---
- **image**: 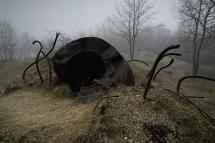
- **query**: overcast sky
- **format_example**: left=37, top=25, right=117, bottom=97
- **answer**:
left=0, top=0, right=179, bottom=38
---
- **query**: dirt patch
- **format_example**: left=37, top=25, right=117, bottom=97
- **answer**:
left=0, top=88, right=99, bottom=143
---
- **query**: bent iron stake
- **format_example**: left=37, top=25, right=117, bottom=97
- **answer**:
left=176, top=75, right=215, bottom=126
left=143, top=45, right=181, bottom=99
left=177, top=75, right=215, bottom=97
left=153, top=58, right=174, bottom=80
left=22, top=33, right=60, bottom=85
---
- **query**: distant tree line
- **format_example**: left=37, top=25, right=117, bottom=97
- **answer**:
left=0, top=0, right=215, bottom=77
left=97, top=0, right=215, bottom=76
left=0, top=20, right=71, bottom=62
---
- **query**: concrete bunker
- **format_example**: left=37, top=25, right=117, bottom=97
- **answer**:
left=52, top=37, right=135, bottom=92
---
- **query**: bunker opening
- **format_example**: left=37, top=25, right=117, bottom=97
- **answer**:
left=61, top=51, right=106, bottom=92
left=52, top=37, right=135, bottom=93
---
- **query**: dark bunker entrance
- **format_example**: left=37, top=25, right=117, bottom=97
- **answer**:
left=53, top=37, right=135, bottom=94
left=65, top=51, right=106, bottom=92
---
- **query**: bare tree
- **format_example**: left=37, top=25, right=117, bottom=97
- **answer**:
left=111, top=0, right=153, bottom=60
left=0, top=21, right=16, bottom=61
left=179, top=0, right=215, bottom=75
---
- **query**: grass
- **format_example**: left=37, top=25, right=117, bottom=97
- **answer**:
left=0, top=56, right=215, bottom=142
left=0, top=87, right=98, bottom=143
left=75, top=86, right=215, bottom=143
left=0, top=61, right=28, bottom=89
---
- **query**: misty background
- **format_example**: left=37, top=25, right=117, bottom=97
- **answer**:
left=0, top=0, right=214, bottom=76
left=0, top=0, right=178, bottom=37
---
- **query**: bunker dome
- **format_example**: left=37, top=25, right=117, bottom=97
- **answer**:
left=52, top=37, right=135, bottom=92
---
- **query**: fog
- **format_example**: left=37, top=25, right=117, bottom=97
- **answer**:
left=1, top=1, right=215, bottom=142
left=0, top=0, right=178, bottom=37
left=0, top=0, right=215, bottom=77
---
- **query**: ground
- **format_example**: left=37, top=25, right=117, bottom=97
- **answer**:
left=0, top=88, right=96, bottom=143
left=0, top=57, right=215, bottom=143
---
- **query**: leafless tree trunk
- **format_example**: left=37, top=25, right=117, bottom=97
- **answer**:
left=196, top=0, right=215, bottom=72
left=179, top=0, right=215, bottom=75
left=111, top=0, right=153, bottom=60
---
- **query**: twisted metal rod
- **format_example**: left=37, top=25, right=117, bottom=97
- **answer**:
left=175, top=75, right=215, bottom=126
left=34, top=41, right=53, bottom=86
left=33, top=40, right=56, bottom=86
left=165, top=88, right=215, bottom=127
left=22, top=33, right=60, bottom=84
left=22, top=43, right=44, bottom=83
left=153, top=58, right=174, bottom=80
left=38, top=50, right=53, bottom=86
left=143, top=45, right=181, bottom=99
left=33, top=41, right=45, bottom=84
left=145, top=53, right=181, bottom=79
left=177, top=75, right=215, bottom=97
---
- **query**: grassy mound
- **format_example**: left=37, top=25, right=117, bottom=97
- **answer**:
left=75, top=86, right=215, bottom=143
left=0, top=60, right=215, bottom=143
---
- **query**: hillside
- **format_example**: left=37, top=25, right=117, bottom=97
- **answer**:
left=0, top=58, right=215, bottom=143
